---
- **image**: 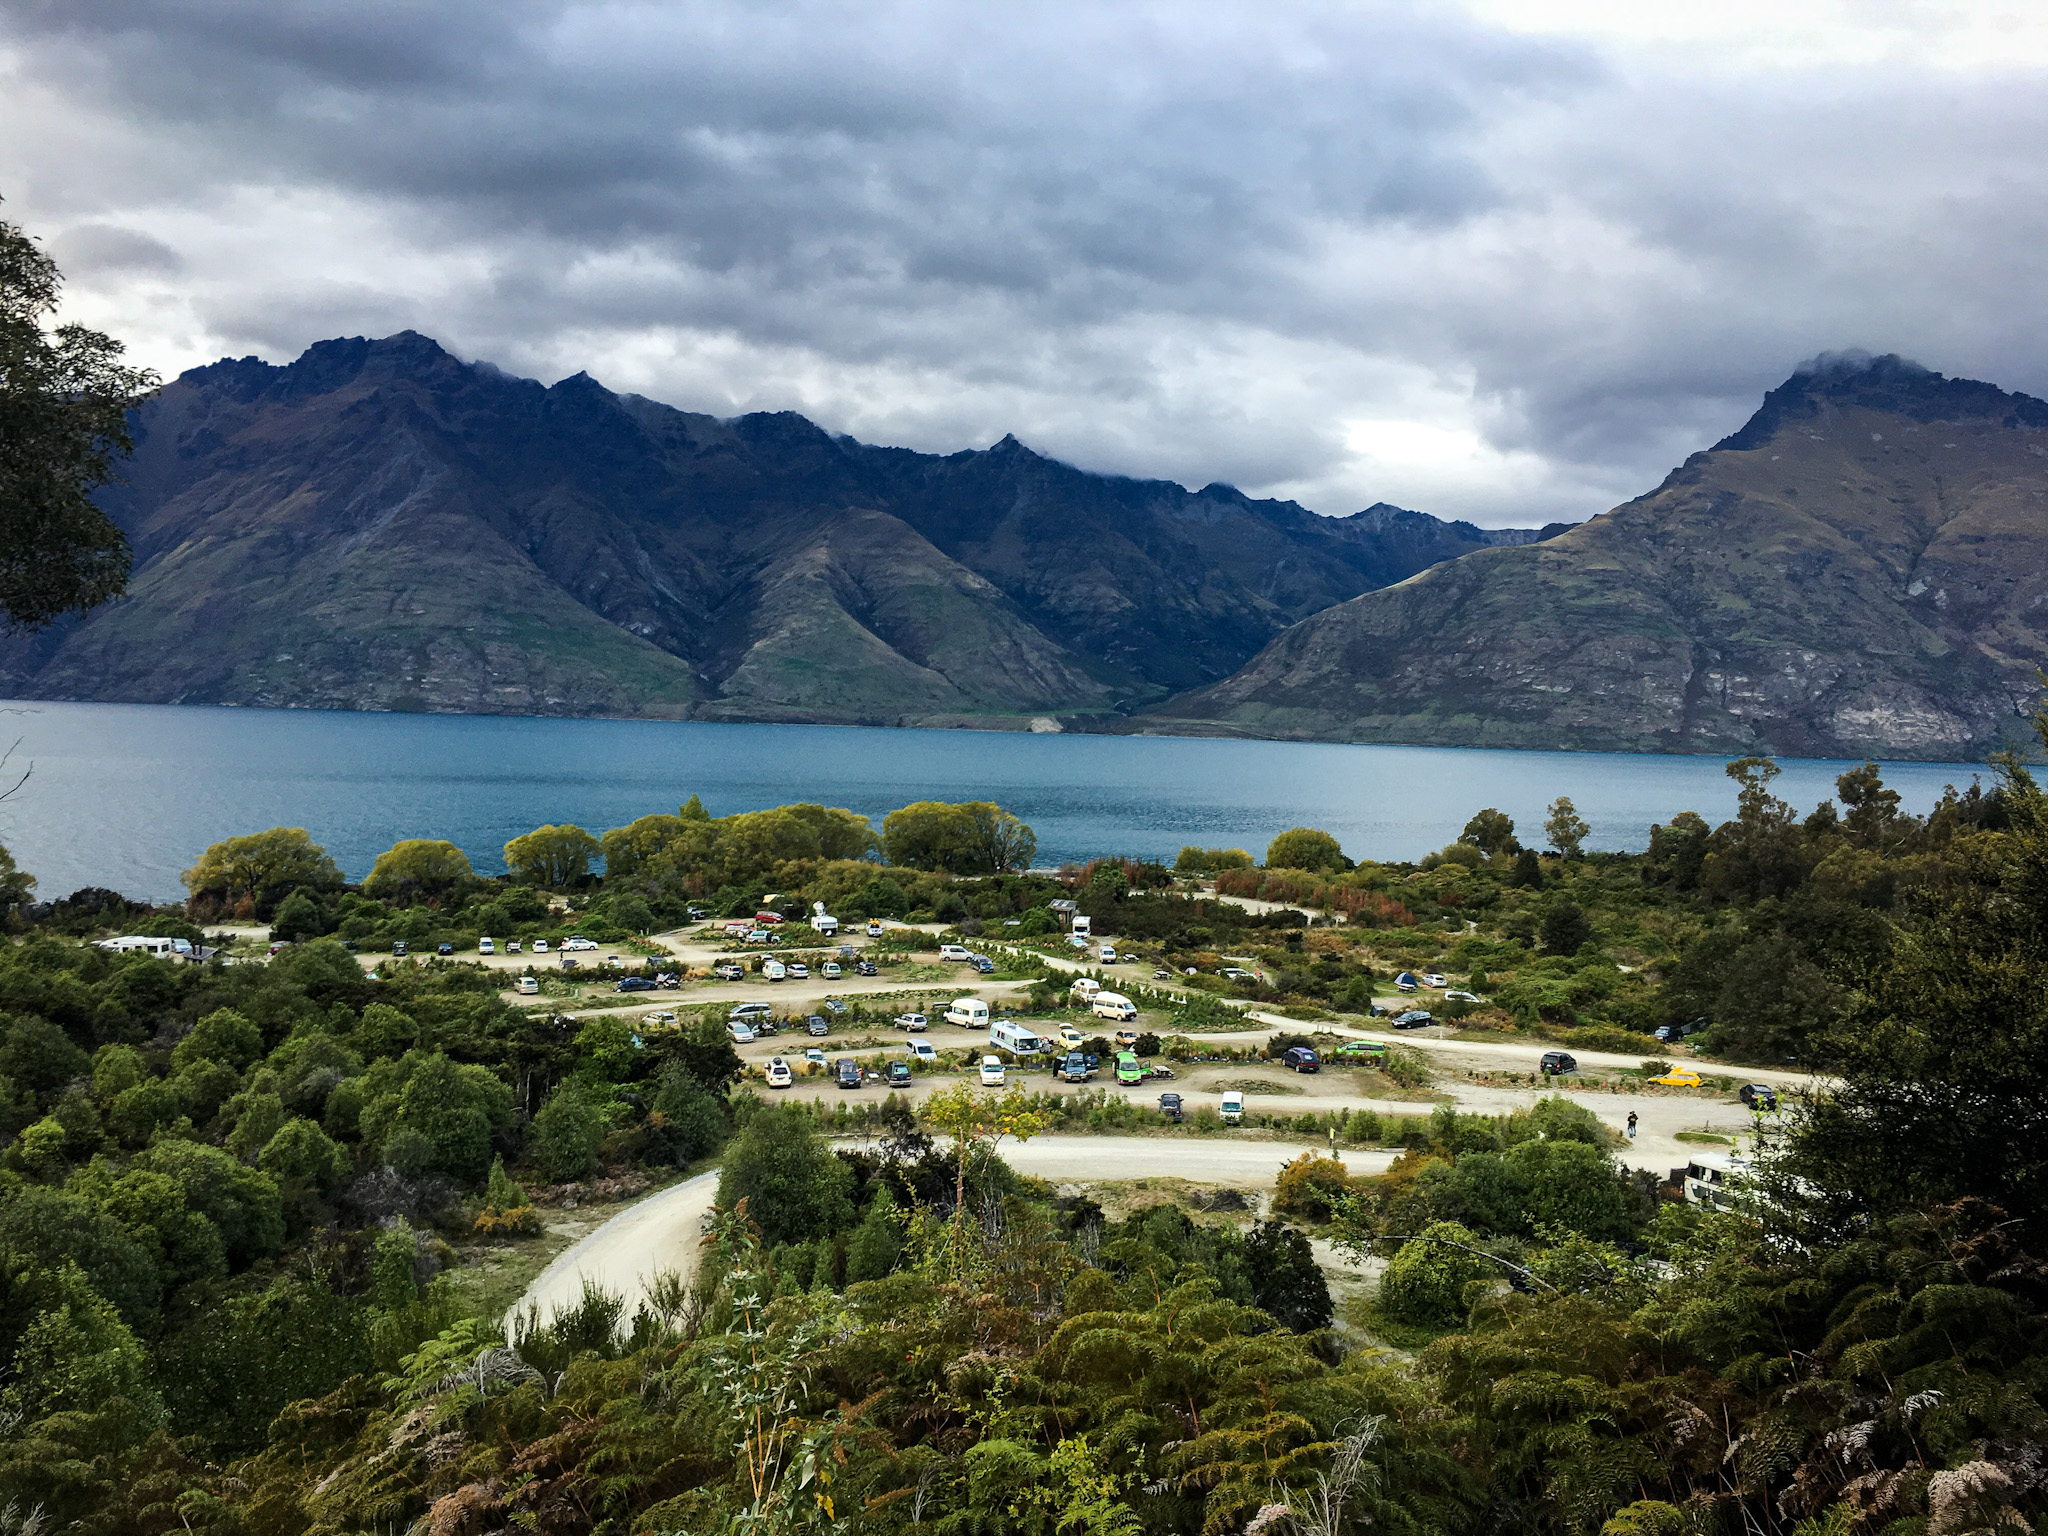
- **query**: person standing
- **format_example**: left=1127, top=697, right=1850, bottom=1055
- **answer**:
left=1626, top=1110, right=1639, bottom=1140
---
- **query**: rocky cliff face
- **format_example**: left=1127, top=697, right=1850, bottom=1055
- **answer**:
left=0, top=332, right=1547, bottom=725
left=1153, top=355, right=2048, bottom=759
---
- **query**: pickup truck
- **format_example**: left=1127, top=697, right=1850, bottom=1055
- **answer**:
left=1056, top=1051, right=1095, bottom=1083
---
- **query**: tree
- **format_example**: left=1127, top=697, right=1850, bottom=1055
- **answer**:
left=181, top=828, right=343, bottom=916
left=1504, top=1138, right=1634, bottom=1240
left=1265, top=826, right=1347, bottom=872
left=0, top=213, right=160, bottom=630
left=648, top=1063, right=728, bottom=1165
left=1544, top=796, right=1589, bottom=858
left=0, top=840, right=35, bottom=910
left=1244, top=1220, right=1334, bottom=1332
left=965, top=802, right=1036, bottom=873
left=502, top=823, right=600, bottom=888
left=1539, top=900, right=1593, bottom=956
left=1377, top=1220, right=1487, bottom=1325
left=716, top=1103, right=854, bottom=1245
left=0, top=1261, right=163, bottom=1427
left=172, top=1008, right=263, bottom=1073
left=269, top=888, right=329, bottom=942
left=361, top=838, right=474, bottom=904
left=1836, top=760, right=1904, bottom=850
left=917, top=1083, right=1052, bottom=1228
left=1460, top=808, right=1519, bottom=857
left=530, top=1082, right=604, bottom=1182
left=1509, top=847, right=1543, bottom=888
left=598, top=815, right=684, bottom=882
left=843, top=1187, right=902, bottom=1283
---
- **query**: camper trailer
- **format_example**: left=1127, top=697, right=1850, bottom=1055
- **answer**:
left=811, top=901, right=838, bottom=936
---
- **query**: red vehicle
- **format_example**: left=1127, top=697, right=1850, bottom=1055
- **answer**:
left=753, top=911, right=785, bottom=925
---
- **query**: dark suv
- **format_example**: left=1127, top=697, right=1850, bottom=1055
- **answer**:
left=1738, top=1083, right=1779, bottom=1111
left=886, top=1060, right=912, bottom=1086
left=835, top=1058, right=861, bottom=1089
left=1281, top=1045, right=1320, bottom=1073
left=1539, top=1050, right=1578, bottom=1075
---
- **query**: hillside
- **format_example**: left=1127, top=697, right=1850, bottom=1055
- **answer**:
left=1155, top=355, right=2048, bottom=759
left=0, top=332, right=1549, bottom=726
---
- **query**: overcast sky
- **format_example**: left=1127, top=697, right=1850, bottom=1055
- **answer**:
left=5, top=1, right=2046, bottom=526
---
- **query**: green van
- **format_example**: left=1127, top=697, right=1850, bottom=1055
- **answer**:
left=1115, top=1051, right=1144, bottom=1086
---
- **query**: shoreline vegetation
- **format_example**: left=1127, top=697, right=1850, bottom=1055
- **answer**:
left=0, top=714, right=2044, bottom=1535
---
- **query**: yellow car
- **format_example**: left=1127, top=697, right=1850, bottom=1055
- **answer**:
left=1057, top=1025, right=1085, bottom=1050
left=1652, top=1067, right=1702, bottom=1088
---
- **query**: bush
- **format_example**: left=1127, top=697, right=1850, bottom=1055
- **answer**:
left=531, top=1083, right=604, bottom=1182
left=1273, top=1152, right=1353, bottom=1221
left=1377, top=1220, right=1488, bottom=1326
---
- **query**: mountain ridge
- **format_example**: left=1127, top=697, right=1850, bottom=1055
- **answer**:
left=1150, top=353, right=2048, bottom=759
left=0, top=331, right=1554, bottom=725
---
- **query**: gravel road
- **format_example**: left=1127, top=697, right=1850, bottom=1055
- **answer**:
left=509, top=1169, right=721, bottom=1334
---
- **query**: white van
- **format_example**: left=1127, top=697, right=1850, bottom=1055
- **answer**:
left=1091, top=991, right=1138, bottom=1023
left=945, top=997, right=989, bottom=1029
left=516, top=975, right=539, bottom=995
left=939, top=944, right=972, bottom=962
left=1069, top=977, right=1101, bottom=1003
left=763, top=959, right=786, bottom=982
left=980, top=1054, right=1006, bottom=1086
left=479, top=937, right=496, bottom=955
left=1220, top=1090, right=1244, bottom=1126
left=989, top=1019, right=1047, bottom=1056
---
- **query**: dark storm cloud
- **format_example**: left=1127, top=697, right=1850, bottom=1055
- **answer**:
left=3, top=1, right=2045, bottom=524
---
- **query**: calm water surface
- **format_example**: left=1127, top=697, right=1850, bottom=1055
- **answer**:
left=0, top=701, right=1996, bottom=901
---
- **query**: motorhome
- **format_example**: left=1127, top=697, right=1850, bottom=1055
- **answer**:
left=944, top=997, right=990, bottom=1029
left=96, top=935, right=189, bottom=959
left=1682, top=1152, right=1753, bottom=1211
left=1071, top=914, right=1092, bottom=938
left=1091, top=991, right=1138, bottom=1023
left=988, top=1019, right=1047, bottom=1057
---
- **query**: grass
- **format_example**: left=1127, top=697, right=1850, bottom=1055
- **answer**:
left=441, top=1187, right=670, bottom=1324
left=1675, top=1130, right=1735, bottom=1146
left=1212, top=1078, right=1306, bottom=1096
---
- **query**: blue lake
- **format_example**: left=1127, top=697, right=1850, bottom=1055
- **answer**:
left=0, top=700, right=1998, bottom=902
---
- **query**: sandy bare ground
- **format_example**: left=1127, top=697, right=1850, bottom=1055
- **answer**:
left=509, top=1169, right=721, bottom=1334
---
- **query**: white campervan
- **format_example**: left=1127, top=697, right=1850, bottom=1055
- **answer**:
left=97, top=935, right=188, bottom=959
left=980, top=1055, right=1006, bottom=1086
left=1091, top=991, right=1138, bottom=1023
left=988, top=1019, right=1047, bottom=1057
left=1220, top=1090, right=1244, bottom=1126
left=1069, top=977, right=1101, bottom=1003
left=944, top=996, right=989, bottom=1029
left=762, top=958, right=786, bottom=982
left=1071, top=915, right=1092, bottom=938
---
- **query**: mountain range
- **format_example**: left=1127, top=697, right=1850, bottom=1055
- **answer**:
left=0, top=332, right=1555, bottom=728
left=1157, top=355, right=2048, bottom=758
left=3, top=336, right=2043, bottom=759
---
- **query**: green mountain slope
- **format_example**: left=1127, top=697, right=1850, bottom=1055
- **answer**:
left=1154, top=356, right=2048, bottom=758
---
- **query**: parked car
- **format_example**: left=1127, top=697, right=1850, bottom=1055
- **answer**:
left=479, top=937, right=496, bottom=955
left=1335, top=1039, right=1386, bottom=1059
left=655, top=972, right=680, bottom=989
left=907, top=1040, right=939, bottom=1063
left=1444, top=989, right=1481, bottom=1003
left=1392, top=1010, right=1434, bottom=1029
left=531, top=939, right=549, bottom=954
left=803, top=1047, right=826, bottom=1066
left=979, top=1055, right=1006, bottom=1087
left=866, top=919, right=884, bottom=936
left=392, top=940, right=409, bottom=956
left=1395, top=971, right=1419, bottom=991
left=886, top=1060, right=912, bottom=1086
left=1157, top=1092, right=1184, bottom=1122
left=1539, top=1050, right=1578, bottom=1075
left=1739, top=1083, right=1779, bottom=1111
left=728, top=1021, right=757, bottom=1043
left=969, top=956, right=996, bottom=974
left=1654, top=1018, right=1710, bottom=1045
left=730, top=1001, right=775, bottom=1022
left=713, top=961, right=745, bottom=981
left=505, top=939, right=521, bottom=953
left=1099, top=944, right=1117, bottom=962
left=835, top=1058, right=862, bottom=1089
left=820, top=960, right=842, bottom=979
left=787, top=963, right=809, bottom=980
left=516, top=976, right=539, bottom=995
left=820, top=998, right=849, bottom=1015
left=1653, top=1067, right=1703, bottom=1088
left=562, top=937, right=599, bottom=952
left=1422, top=972, right=1448, bottom=988
left=940, top=944, right=972, bottom=961
left=762, top=959, right=785, bottom=982
left=1281, top=1045, right=1320, bottom=1073
left=436, top=942, right=454, bottom=956
left=1113, top=1028, right=1139, bottom=1048
left=854, top=959, right=879, bottom=977
left=1220, top=1090, right=1244, bottom=1126
left=615, top=976, right=656, bottom=993
left=895, top=1012, right=928, bottom=1032
left=765, top=1058, right=793, bottom=1089
left=687, top=907, right=709, bottom=921
left=1221, top=966, right=1256, bottom=981
left=1057, top=1024, right=1085, bottom=1050
left=806, top=1015, right=829, bottom=1036
left=1057, top=1051, right=1093, bottom=1082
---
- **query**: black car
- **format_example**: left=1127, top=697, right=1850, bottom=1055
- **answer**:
left=969, top=956, right=995, bottom=974
left=1281, top=1046, right=1320, bottom=1073
left=806, top=1015, right=829, bottom=1036
left=1392, top=1010, right=1434, bottom=1029
left=1157, top=1092, right=1184, bottom=1122
left=834, top=1058, right=861, bottom=1089
left=687, top=907, right=709, bottom=921
left=1739, top=1083, right=1779, bottom=1111
left=1539, top=1050, right=1578, bottom=1075
left=391, top=940, right=408, bottom=956
left=886, top=1060, right=912, bottom=1086
left=436, top=942, right=454, bottom=956
left=616, top=976, right=657, bottom=993
left=854, top=959, right=879, bottom=977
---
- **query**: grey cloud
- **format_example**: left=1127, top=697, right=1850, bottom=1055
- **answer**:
left=3, top=1, right=2046, bottom=527
left=51, top=221, right=182, bottom=274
